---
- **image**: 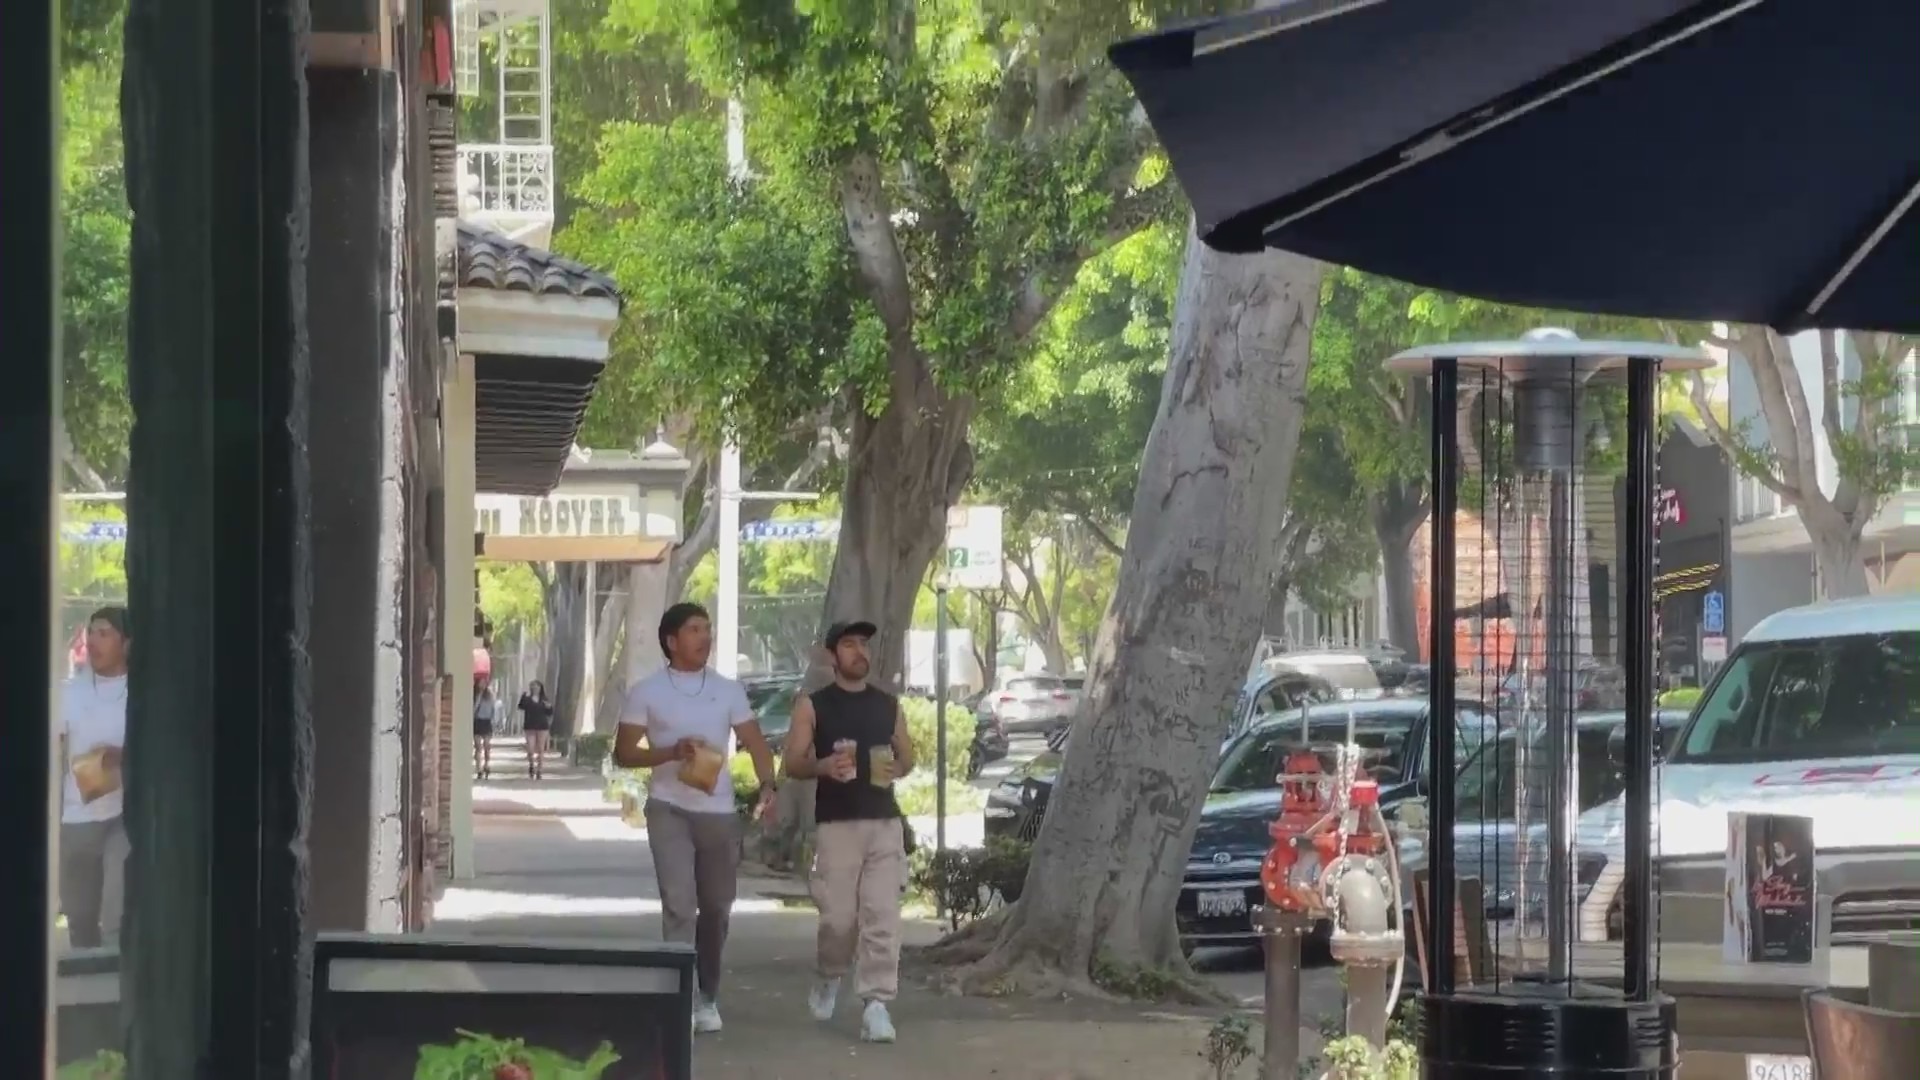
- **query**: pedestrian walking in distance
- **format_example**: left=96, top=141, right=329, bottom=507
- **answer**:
left=60, top=605, right=132, bottom=949
left=472, top=685, right=497, bottom=780
left=613, top=602, right=779, bottom=1035
left=783, top=620, right=914, bottom=1044
left=518, top=680, right=553, bottom=779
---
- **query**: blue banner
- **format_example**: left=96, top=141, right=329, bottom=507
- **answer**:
left=61, top=521, right=129, bottom=543
left=740, top=519, right=839, bottom=543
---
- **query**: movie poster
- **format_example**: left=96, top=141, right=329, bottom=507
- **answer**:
left=1723, top=812, right=1816, bottom=965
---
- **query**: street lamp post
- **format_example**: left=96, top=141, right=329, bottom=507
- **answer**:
left=933, top=573, right=950, bottom=855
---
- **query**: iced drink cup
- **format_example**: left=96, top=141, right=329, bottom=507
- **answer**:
left=869, top=745, right=895, bottom=788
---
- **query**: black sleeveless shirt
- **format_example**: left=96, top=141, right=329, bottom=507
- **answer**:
left=810, top=683, right=903, bottom=823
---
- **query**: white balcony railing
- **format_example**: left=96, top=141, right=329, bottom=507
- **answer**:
left=457, top=144, right=554, bottom=221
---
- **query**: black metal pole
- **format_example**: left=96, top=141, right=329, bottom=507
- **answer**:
left=0, top=0, right=59, bottom=1069
left=1622, top=360, right=1658, bottom=1001
left=935, top=584, right=949, bottom=854
left=1427, top=358, right=1459, bottom=995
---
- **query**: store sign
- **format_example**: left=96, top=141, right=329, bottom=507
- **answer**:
left=477, top=487, right=642, bottom=539
left=1657, top=487, right=1685, bottom=527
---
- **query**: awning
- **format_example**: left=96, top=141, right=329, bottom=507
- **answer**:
left=456, top=224, right=623, bottom=496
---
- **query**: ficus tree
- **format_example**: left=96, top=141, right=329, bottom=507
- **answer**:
left=564, top=0, right=1190, bottom=687
left=1688, top=327, right=1918, bottom=597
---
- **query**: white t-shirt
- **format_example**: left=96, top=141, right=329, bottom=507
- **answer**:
left=621, top=667, right=754, bottom=815
left=60, top=672, right=128, bottom=824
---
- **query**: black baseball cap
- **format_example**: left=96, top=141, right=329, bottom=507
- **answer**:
left=823, top=620, right=877, bottom=648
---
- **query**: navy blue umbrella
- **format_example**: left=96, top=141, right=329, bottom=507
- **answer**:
left=1109, top=0, right=1920, bottom=334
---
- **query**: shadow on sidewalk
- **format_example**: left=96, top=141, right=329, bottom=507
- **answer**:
left=438, top=781, right=1258, bottom=1079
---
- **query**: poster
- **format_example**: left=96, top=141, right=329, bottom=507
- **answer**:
left=1723, top=812, right=1816, bottom=965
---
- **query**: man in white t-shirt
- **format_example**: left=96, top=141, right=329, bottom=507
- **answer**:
left=59, top=605, right=133, bottom=949
left=613, top=601, right=778, bottom=1034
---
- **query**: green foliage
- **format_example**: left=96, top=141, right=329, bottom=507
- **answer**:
left=568, top=731, right=615, bottom=770
left=908, top=836, right=1032, bottom=930
left=1657, top=686, right=1704, bottom=709
left=901, top=695, right=975, bottom=782
left=60, top=11, right=132, bottom=487
left=1203, top=1013, right=1256, bottom=1080
left=1322, top=1036, right=1417, bottom=1080
left=54, top=1050, right=124, bottom=1080
left=561, top=112, right=862, bottom=458
left=1090, top=953, right=1187, bottom=1001
left=479, top=562, right=547, bottom=643
left=971, top=221, right=1183, bottom=525
left=415, top=1030, right=619, bottom=1080
left=60, top=503, right=128, bottom=603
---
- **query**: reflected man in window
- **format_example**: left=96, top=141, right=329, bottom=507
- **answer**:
left=59, top=605, right=131, bottom=949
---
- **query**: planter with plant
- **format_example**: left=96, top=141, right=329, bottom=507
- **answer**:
left=414, top=1030, right=620, bottom=1080
left=55, top=1051, right=124, bottom=1080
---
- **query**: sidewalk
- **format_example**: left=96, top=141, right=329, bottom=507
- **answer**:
left=438, top=745, right=1320, bottom=1079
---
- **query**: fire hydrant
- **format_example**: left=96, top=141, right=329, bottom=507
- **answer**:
left=1254, top=748, right=1330, bottom=1080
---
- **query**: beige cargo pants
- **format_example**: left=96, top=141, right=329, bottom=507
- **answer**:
left=810, top=817, right=906, bottom=1003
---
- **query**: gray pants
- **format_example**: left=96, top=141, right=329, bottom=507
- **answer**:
left=644, top=800, right=740, bottom=1000
left=60, top=817, right=129, bottom=949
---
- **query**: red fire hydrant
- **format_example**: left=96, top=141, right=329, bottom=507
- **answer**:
left=1261, top=749, right=1329, bottom=913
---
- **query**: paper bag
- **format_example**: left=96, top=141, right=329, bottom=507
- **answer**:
left=72, top=749, right=122, bottom=804
left=680, top=743, right=726, bottom=795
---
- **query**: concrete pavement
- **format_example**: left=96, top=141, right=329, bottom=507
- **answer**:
left=439, top=743, right=1341, bottom=1078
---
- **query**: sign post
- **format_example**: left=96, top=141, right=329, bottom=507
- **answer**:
left=1703, top=590, right=1725, bottom=635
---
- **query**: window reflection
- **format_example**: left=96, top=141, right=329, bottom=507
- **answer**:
left=55, top=0, right=132, bottom=1073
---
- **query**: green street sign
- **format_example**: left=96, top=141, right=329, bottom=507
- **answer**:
left=947, top=548, right=970, bottom=569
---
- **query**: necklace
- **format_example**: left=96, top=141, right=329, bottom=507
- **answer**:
left=665, top=667, right=708, bottom=697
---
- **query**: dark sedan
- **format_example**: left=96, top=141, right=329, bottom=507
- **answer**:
left=982, top=729, right=1063, bottom=842
left=1178, top=698, right=1499, bottom=952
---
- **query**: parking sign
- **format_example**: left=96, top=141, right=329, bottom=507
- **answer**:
left=1703, top=590, right=1725, bottom=635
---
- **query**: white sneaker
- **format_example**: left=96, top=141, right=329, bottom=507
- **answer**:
left=860, top=999, right=896, bottom=1043
left=693, top=997, right=724, bottom=1034
left=808, top=977, right=840, bottom=1022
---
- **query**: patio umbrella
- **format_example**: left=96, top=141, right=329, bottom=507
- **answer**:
left=1109, top=0, right=1920, bottom=334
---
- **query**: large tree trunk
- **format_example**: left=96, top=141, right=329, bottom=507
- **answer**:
left=815, top=379, right=972, bottom=686
left=958, top=228, right=1323, bottom=990
left=1809, top=508, right=1871, bottom=598
left=1369, top=479, right=1427, bottom=658
left=762, top=368, right=971, bottom=870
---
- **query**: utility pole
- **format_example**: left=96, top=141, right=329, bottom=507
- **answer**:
left=716, top=97, right=749, bottom=677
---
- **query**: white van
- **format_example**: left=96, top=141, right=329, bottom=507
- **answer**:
left=1576, top=594, right=1920, bottom=943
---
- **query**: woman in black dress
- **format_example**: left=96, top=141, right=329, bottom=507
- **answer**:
left=518, top=680, right=554, bottom=780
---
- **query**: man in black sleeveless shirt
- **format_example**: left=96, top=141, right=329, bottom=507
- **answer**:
left=782, top=620, right=914, bottom=1043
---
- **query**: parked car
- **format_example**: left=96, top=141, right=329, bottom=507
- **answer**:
left=746, top=675, right=803, bottom=755
left=1575, top=595, right=1920, bottom=944
left=991, top=674, right=1079, bottom=735
left=1403, top=708, right=1690, bottom=924
left=1222, top=667, right=1344, bottom=747
left=983, top=735, right=1065, bottom=842
left=1177, top=698, right=1499, bottom=953
left=966, top=691, right=1011, bottom=778
left=1495, top=661, right=1628, bottom=712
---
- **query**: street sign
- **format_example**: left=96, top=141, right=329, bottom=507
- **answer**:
left=1701, top=634, right=1729, bottom=664
left=944, top=505, right=1004, bottom=590
left=1703, top=590, right=1726, bottom=635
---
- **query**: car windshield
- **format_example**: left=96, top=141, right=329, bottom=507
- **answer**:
left=1671, top=631, right=1920, bottom=764
left=1456, top=723, right=1629, bottom=822
left=1009, top=676, right=1064, bottom=694
left=1211, top=707, right=1420, bottom=793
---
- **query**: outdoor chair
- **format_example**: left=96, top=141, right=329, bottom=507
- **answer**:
left=1803, top=987, right=1920, bottom=1080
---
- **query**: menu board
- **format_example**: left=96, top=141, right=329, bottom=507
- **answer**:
left=313, top=935, right=694, bottom=1080
left=1723, top=812, right=1817, bottom=965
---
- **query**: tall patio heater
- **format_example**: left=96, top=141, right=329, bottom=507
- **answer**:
left=1390, top=329, right=1708, bottom=1079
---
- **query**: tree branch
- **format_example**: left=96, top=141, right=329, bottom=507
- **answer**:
left=839, top=152, right=918, bottom=356
left=1690, top=367, right=1800, bottom=502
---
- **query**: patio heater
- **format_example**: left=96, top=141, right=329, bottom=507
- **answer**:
left=1390, top=329, right=1707, bottom=1079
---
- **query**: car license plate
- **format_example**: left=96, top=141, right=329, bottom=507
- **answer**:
left=1196, top=889, right=1247, bottom=918
left=1745, top=1055, right=1811, bottom=1080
